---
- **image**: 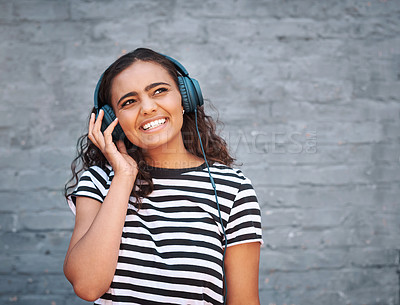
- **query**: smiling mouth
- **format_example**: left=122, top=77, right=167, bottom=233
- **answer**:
left=141, top=118, right=167, bottom=131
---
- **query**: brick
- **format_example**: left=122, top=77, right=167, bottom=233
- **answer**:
left=149, top=17, right=208, bottom=44
left=260, top=248, right=347, bottom=272
left=247, top=164, right=380, bottom=186
left=260, top=208, right=399, bottom=250
left=224, top=121, right=388, bottom=152
left=0, top=149, right=41, bottom=171
left=254, top=187, right=299, bottom=208
left=225, top=128, right=319, bottom=162
left=0, top=190, right=69, bottom=213
left=0, top=231, right=71, bottom=255
left=279, top=80, right=353, bottom=103
left=263, top=184, right=400, bottom=211
left=0, top=256, right=13, bottom=273
left=260, top=268, right=399, bottom=292
left=354, top=80, right=400, bottom=101
left=0, top=274, right=73, bottom=295
left=311, top=122, right=383, bottom=144
left=0, top=295, right=66, bottom=305
left=300, top=208, right=348, bottom=229
left=179, top=0, right=246, bottom=18
left=271, top=100, right=400, bottom=124
left=322, top=227, right=361, bottom=248
left=2, top=169, right=68, bottom=192
left=91, top=20, right=148, bottom=43
left=16, top=21, right=90, bottom=44
left=319, top=17, right=400, bottom=39
left=262, top=227, right=327, bottom=249
left=280, top=226, right=356, bottom=249
left=236, top=0, right=400, bottom=19
left=18, top=211, right=74, bottom=231
left=261, top=208, right=301, bottom=229
left=0, top=232, right=41, bottom=254
left=206, top=18, right=321, bottom=44
left=13, top=0, right=69, bottom=22
left=349, top=248, right=399, bottom=267
left=0, top=214, right=17, bottom=233
left=13, top=253, right=64, bottom=274
left=0, top=43, right=65, bottom=86
left=70, top=0, right=175, bottom=21
left=347, top=214, right=400, bottom=248
left=247, top=142, right=394, bottom=166
left=0, top=2, right=13, bottom=22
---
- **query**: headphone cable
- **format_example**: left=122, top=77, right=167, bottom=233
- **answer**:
left=194, top=108, right=228, bottom=305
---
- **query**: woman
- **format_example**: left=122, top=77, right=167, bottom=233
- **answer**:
left=64, top=48, right=263, bottom=305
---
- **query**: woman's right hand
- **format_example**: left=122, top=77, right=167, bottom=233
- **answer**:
left=88, top=110, right=138, bottom=178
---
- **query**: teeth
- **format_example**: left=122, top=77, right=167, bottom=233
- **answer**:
left=142, top=118, right=166, bottom=130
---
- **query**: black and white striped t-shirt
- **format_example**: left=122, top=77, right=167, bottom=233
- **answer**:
left=68, top=162, right=263, bottom=305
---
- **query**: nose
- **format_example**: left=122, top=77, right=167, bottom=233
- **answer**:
left=140, top=96, right=157, bottom=115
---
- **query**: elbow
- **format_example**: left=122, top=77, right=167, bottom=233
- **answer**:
left=64, top=264, right=108, bottom=302
left=227, top=295, right=260, bottom=305
left=72, top=281, right=108, bottom=302
left=73, top=285, right=101, bottom=302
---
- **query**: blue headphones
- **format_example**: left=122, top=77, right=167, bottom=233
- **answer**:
left=93, top=55, right=204, bottom=141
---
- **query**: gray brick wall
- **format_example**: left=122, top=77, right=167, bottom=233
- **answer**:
left=0, top=0, right=399, bottom=304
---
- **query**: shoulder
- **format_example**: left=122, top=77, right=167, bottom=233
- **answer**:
left=207, top=162, right=256, bottom=196
left=209, top=162, right=250, bottom=184
left=68, top=165, right=114, bottom=214
left=81, top=165, right=114, bottom=183
left=75, top=165, right=114, bottom=198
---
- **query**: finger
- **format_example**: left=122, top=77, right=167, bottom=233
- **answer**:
left=103, top=117, right=119, bottom=144
left=94, top=109, right=104, bottom=133
left=88, top=113, right=94, bottom=137
left=88, top=113, right=95, bottom=133
left=88, top=113, right=99, bottom=145
left=91, top=110, right=106, bottom=148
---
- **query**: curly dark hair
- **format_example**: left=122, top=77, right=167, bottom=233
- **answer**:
left=64, top=48, right=235, bottom=207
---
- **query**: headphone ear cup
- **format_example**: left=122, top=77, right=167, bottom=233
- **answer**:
left=178, top=76, right=204, bottom=113
left=101, top=105, right=125, bottom=141
left=190, top=78, right=203, bottom=108
left=178, top=76, right=192, bottom=113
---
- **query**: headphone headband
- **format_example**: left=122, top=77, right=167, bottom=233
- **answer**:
left=162, top=54, right=189, bottom=77
left=162, top=54, right=204, bottom=111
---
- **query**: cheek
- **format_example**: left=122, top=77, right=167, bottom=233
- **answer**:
left=172, top=107, right=184, bottom=128
left=171, top=95, right=184, bottom=119
left=117, top=112, right=139, bottom=137
left=117, top=113, right=130, bottom=128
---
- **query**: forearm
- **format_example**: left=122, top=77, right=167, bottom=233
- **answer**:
left=64, top=174, right=133, bottom=300
left=225, top=242, right=261, bottom=305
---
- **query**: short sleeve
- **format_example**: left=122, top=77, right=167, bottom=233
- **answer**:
left=67, top=166, right=112, bottom=215
left=225, top=177, right=263, bottom=247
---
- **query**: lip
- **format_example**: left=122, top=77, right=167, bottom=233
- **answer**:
left=139, top=116, right=168, bottom=132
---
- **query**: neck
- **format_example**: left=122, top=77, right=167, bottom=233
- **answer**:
left=143, top=137, right=203, bottom=169
left=145, top=152, right=204, bottom=169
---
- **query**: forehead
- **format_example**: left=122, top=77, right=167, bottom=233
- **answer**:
left=114, top=61, right=172, bottom=88
left=110, top=60, right=175, bottom=105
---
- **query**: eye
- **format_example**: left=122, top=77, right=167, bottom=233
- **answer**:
left=121, top=99, right=136, bottom=107
left=154, top=87, right=168, bottom=95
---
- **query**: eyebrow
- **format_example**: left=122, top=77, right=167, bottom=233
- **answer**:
left=116, top=82, right=171, bottom=106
